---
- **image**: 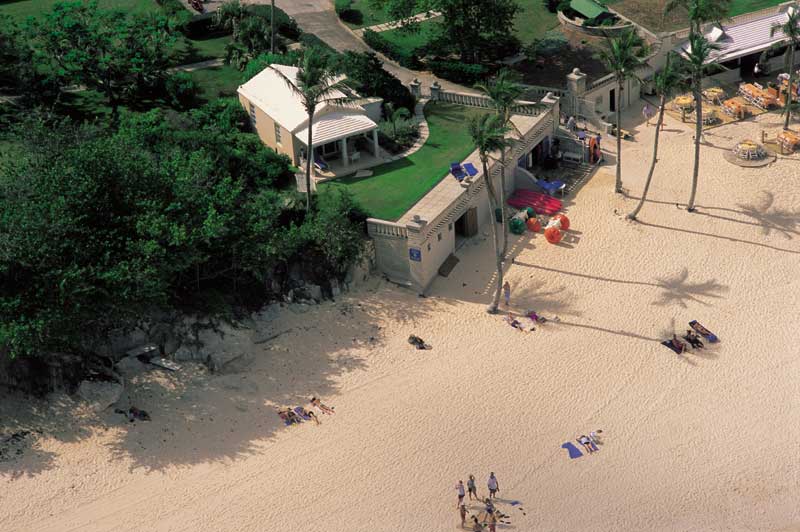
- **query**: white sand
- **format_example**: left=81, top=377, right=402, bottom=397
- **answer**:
left=2, top=109, right=799, bottom=532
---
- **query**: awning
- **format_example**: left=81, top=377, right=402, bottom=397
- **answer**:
left=295, top=112, right=378, bottom=147
left=570, top=0, right=607, bottom=19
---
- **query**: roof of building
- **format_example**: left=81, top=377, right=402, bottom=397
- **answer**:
left=237, top=64, right=350, bottom=133
left=294, top=111, right=377, bottom=147
left=676, top=7, right=795, bottom=64
left=570, top=0, right=608, bottom=19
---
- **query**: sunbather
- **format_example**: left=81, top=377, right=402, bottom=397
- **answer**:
left=310, top=397, right=335, bottom=415
left=285, top=408, right=303, bottom=424
left=408, top=335, right=430, bottom=350
left=577, top=435, right=597, bottom=453
left=298, top=407, right=321, bottom=425
left=671, top=334, right=686, bottom=354
left=684, top=330, right=704, bottom=349
left=505, top=313, right=526, bottom=332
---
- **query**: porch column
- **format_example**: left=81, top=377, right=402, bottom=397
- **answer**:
left=341, top=138, right=349, bottom=167
left=372, top=129, right=380, bottom=158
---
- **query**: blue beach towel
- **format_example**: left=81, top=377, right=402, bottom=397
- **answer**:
left=562, top=441, right=583, bottom=459
left=463, top=162, right=479, bottom=176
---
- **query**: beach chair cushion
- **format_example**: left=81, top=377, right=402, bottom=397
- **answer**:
left=463, top=162, right=479, bottom=176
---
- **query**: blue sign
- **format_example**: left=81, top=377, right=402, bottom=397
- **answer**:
left=409, top=248, right=422, bottom=262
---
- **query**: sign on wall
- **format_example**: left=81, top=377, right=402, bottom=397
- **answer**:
left=409, top=248, right=422, bottom=262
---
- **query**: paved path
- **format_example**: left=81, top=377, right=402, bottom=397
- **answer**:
left=354, top=11, right=442, bottom=35
left=271, top=0, right=475, bottom=94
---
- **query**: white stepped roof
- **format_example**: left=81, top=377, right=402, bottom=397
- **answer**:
left=237, top=64, right=350, bottom=133
left=676, top=9, right=793, bottom=64
left=295, top=111, right=377, bottom=147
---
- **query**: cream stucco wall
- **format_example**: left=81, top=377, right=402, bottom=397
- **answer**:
left=239, top=94, right=299, bottom=165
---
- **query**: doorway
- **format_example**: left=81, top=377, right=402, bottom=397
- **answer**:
left=609, top=88, right=616, bottom=112
left=454, top=207, right=478, bottom=249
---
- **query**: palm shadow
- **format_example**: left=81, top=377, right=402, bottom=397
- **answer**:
left=651, top=267, right=728, bottom=307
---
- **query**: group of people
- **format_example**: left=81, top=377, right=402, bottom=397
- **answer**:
left=455, top=473, right=503, bottom=530
left=277, top=397, right=335, bottom=426
left=669, top=330, right=704, bottom=353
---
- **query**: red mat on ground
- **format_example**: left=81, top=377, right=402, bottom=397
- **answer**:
left=507, top=190, right=562, bottom=215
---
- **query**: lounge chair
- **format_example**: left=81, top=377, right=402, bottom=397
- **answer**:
left=535, top=177, right=566, bottom=197
left=314, top=155, right=329, bottom=172
left=463, top=162, right=479, bottom=177
left=450, top=162, right=466, bottom=181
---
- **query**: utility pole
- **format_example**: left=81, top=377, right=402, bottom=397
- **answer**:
left=271, top=0, right=275, bottom=54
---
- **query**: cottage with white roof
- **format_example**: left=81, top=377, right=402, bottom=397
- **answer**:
left=237, top=64, right=384, bottom=178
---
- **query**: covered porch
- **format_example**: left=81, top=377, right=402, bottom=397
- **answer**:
left=297, top=112, right=384, bottom=179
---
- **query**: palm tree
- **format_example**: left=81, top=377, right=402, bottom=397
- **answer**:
left=468, top=113, right=511, bottom=313
left=384, top=102, right=411, bottom=137
left=663, top=0, right=731, bottom=35
left=597, top=30, right=644, bottom=194
left=271, top=0, right=276, bottom=54
left=475, top=68, right=528, bottom=259
left=628, top=55, right=683, bottom=220
left=682, top=32, right=719, bottom=212
left=271, top=49, right=347, bottom=212
left=771, top=7, right=800, bottom=130
left=213, top=0, right=247, bottom=42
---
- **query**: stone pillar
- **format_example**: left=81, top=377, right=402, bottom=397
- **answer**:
left=566, top=68, right=587, bottom=118
left=409, top=78, right=421, bottom=98
left=341, top=138, right=349, bottom=167
left=541, top=92, right=560, bottom=135
left=430, top=81, right=441, bottom=102
left=372, top=128, right=380, bottom=158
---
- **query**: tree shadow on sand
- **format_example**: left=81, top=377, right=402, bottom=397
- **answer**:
left=0, top=283, right=442, bottom=476
left=652, top=267, right=728, bottom=308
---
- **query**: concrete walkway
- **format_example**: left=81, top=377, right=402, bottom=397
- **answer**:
left=354, top=11, right=442, bottom=35
left=272, top=0, right=475, bottom=94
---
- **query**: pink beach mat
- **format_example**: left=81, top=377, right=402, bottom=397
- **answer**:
left=507, top=190, right=562, bottom=215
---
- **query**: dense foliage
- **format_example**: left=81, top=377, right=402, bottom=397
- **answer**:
left=0, top=101, right=367, bottom=359
left=335, top=51, right=416, bottom=113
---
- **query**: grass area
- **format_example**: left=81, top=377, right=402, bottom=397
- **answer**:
left=191, top=64, right=242, bottom=102
left=380, top=19, right=441, bottom=56
left=175, top=35, right=233, bottom=64
left=343, top=0, right=427, bottom=29
left=0, top=0, right=157, bottom=20
left=613, top=0, right=787, bottom=33
left=319, top=103, right=489, bottom=221
left=728, top=0, right=786, bottom=16
left=513, top=0, right=560, bottom=46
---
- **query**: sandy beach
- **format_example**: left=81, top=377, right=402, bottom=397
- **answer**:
left=2, top=107, right=799, bottom=532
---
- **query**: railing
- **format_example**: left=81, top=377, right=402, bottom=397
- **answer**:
left=367, top=219, right=408, bottom=239
left=588, top=73, right=616, bottom=91
left=522, top=84, right=567, bottom=100
left=437, top=90, right=546, bottom=116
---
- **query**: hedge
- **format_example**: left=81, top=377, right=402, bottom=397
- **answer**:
left=428, top=60, right=489, bottom=85
left=362, top=29, right=421, bottom=69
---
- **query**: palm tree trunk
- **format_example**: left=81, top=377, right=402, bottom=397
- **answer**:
left=785, top=47, right=795, bottom=131
left=483, top=159, right=504, bottom=313
left=615, top=81, right=623, bottom=193
left=687, top=77, right=702, bottom=212
left=628, top=96, right=666, bottom=220
left=499, top=152, right=508, bottom=259
left=270, top=0, right=275, bottom=54
left=305, top=110, right=314, bottom=212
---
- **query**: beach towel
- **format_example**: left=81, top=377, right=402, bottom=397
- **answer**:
left=537, top=179, right=566, bottom=196
left=661, top=340, right=684, bottom=354
left=463, top=162, right=479, bottom=176
left=689, top=320, right=719, bottom=342
left=507, top=190, right=562, bottom=215
left=562, top=441, right=583, bottom=459
left=278, top=412, right=293, bottom=426
left=294, top=407, right=312, bottom=420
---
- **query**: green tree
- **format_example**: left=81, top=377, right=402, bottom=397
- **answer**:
left=384, top=102, right=411, bottom=137
left=33, top=2, right=177, bottom=117
left=597, top=29, right=644, bottom=194
left=475, top=68, right=536, bottom=258
left=663, top=0, right=731, bottom=35
left=0, top=15, right=37, bottom=95
left=772, top=7, right=800, bottom=130
left=270, top=49, right=349, bottom=213
left=468, top=113, right=511, bottom=313
left=681, top=32, right=719, bottom=211
left=628, top=55, right=682, bottom=220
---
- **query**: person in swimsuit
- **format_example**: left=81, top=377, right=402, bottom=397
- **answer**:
left=456, top=480, right=466, bottom=507
left=310, top=397, right=335, bottom=414
left=459, top=502, right=468, bottom=528
left=487, top=473, right=499, bottom=498
left=577, top=435, right=597, bottom=453
left=484, top=510, right=497, bottom=532
left=467, top=474, right=478, bottom=500
left=505, top=314, right=525, bottom=332
left=685, top=330, right=704, bottom=349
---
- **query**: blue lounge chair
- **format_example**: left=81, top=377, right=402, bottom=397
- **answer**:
left=536, top=178, right=566, bottom=197
left=314, top=155, right=329, bottom=171
left=463, top=162, right=479, bottom=177
left=450, top=162, right=466, bottom=181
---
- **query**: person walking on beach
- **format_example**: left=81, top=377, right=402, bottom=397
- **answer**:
left=487, top=472, right=499, bottom=498
left=467, top=474, right=478, bottom=500
left=484, top=509, right=498, bottom=532
left=456, top=480, right=466, bottom=507
left=459, top=502, right=468, bottom=528
left=502, top=282, right=511, bottom=308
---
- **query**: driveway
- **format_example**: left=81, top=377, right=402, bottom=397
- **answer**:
left=269, top=0, right=474, bottom=93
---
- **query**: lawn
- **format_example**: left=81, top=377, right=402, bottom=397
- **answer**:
left=513, top=0, right=560, bottom=46
left=342, top=0, right=427, bottom=29
left=612, top=0, right=787, bottom=33
left=380, top=19, right=441, bottom=57
left=728, top=0, right=787, bottom=16
left=191, top=64, right=242, bottom=102
left=319, top=102, right=490, bottom=221
left=0, top=0, right=157, bottom=20
left=175, top=35, right=233, bottom=64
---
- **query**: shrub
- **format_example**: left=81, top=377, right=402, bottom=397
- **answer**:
left=335, top=51, right=415, bottom=113
left=156, top=0, right=192, bottom=29
left=543, top=0, right=561, bottom=13
left=378, top=118, right=419, bottom=153
left=428, top=60, right=488, bottom=85
left=299, top=33, right=337, bottom=56
left=242, top=51, right=301, bottom=82
left=335, top=0, right=364, bottom=24
left=164, top=71, right=199, bottom=110
left=249, top=5, right=301, bottom=41
left=526, top=31, right=569, bottom=59
left=362, top=29, right=421, bottom=69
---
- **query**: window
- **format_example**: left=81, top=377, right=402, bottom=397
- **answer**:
left=448, top=223, right=453, bottom=231
left=274, top=123, right=282, bottom=145
left=248, top=102, right=256, bottom=124
left=437, top=233, right=442, bottom=241
left=427, top=243, right=431, bottom=251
